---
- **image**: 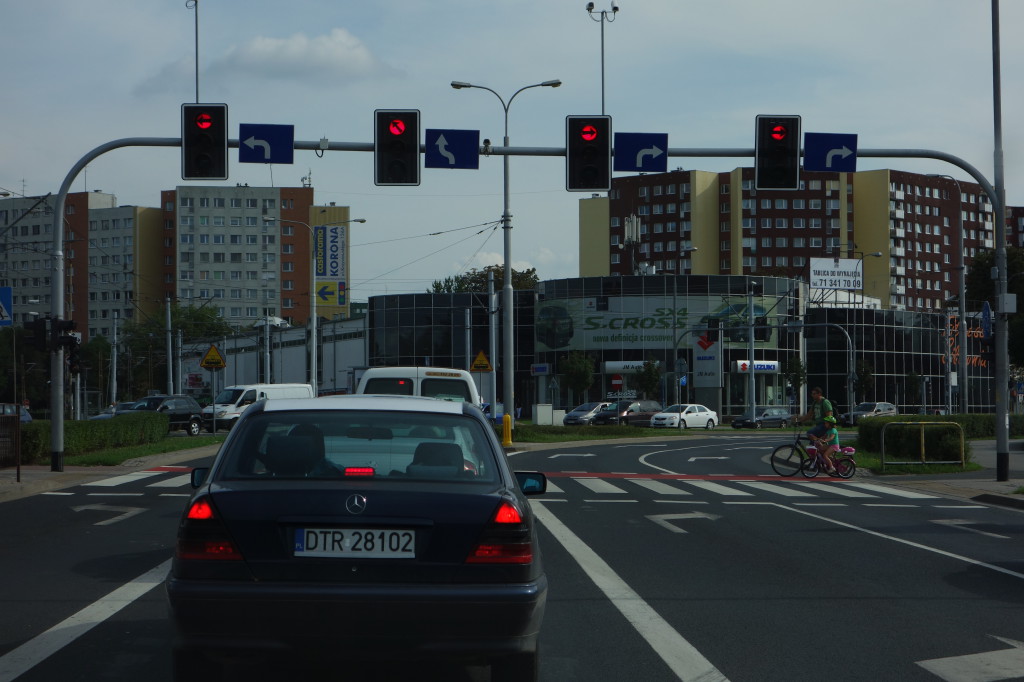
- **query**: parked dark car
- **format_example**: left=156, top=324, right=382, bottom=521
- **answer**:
left=167, top=395, right=547, bottom=681
left=592, top=399, right=663, bottom=427
left=562, top=401, right=610, bottom=426
left=839, top=401, right=898, bottom=426
left=731, top=406, right=793, bottom=429
left=130, top=395, right=203, bottom=436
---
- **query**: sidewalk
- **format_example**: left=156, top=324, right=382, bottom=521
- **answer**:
left=0, top=444, right=221, bottom=504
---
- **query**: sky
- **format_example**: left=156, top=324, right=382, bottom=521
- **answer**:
left=3, top=0, right=1023, bottom=300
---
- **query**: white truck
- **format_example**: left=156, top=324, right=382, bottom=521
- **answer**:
left=202, top=383, right=314, bottom=432
left=355, top=367, right=481, bottom=406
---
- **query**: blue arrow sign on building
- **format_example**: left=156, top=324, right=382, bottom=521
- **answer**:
left=425, top=129, right=480, bottom=169
left=613, top=132, right=668, bottom=173
left=239, top=124, right=295, bottom=164
left=804, top=132, right=857, bottom=173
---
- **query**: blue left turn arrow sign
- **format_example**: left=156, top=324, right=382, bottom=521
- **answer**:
left=239, top=124, right=295, bottom=164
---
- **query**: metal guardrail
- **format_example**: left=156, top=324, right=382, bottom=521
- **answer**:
left=880, top=421, right=965, bottom=471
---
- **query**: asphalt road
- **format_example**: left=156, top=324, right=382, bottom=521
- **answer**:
left=1, top=433, right=1023, bottom=681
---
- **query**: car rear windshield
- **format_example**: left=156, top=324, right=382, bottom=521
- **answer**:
left=217, top=410, right=499, bottom=483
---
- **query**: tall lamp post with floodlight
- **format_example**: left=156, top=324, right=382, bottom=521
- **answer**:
left=451, top=78, right=561, bottom=434
left=585, top=1, right=619, bottom=115
left=263, top=217, right=366, bottom=396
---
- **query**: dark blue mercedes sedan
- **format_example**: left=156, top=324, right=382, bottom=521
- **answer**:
left=167, top=394, right=547, bottom=681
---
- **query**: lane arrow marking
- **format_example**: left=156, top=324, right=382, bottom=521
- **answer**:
left=72, top=504, right=146, bottom=526
left=917, top=636, right=1024, bottom=681
left=243, top=136, right=272, bottom=160
left=688, top=456, right=728, bottom=462
left=646, top=512, right=721, bottom=534
left=435, top=134, right=456, bottom=166
left=549, top=453, right=596, bottom=458
left=636, top=145, right=664, bottom=167
left=931, top=518, right=1010, bottom=539
left=825, top=145, right=853, bottom=168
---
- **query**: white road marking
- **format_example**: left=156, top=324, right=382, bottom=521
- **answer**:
left=0, top=559, right=170, bottom=682
left=680, top=480, right=753, bottom=496
left=837, top=481, right=939, bottom=498
left=573, top=477, right=628, bottom=494
left=147, top=474, right=192, bottom=488
left=83, top=471, right=164, bottom=487
left=732, top=481, right=816, bottom=497
left=543, top=480, right=564, bottom=494
left=628, top=479, right=692, bottom=496
left=931, top=519, right=1011, bottom=540
left=918, top=636, right=1024, bottom=681
left=531, top=502, right=728, bottom=681
left=790, top=482, right=878, bottom=497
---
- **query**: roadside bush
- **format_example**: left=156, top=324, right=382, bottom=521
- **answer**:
left=17, top=413, right=170, bottom=464
left=856, top=416, right=969, bottom=464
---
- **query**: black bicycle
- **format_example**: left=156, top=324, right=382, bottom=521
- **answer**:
left=770, top=431, right=856, bottom=479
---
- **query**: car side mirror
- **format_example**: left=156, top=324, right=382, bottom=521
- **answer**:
left=515, top=471, right=547, bottom=495
left=190, top=468, right=209, bottom=488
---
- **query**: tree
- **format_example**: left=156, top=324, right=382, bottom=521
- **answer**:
left=853, top=358, right=875, bottom=402
left=561, top=351, right=595, bottom=404
left=781, top=356, right=806, bottom=405
left=634, top=357, right=662, bottom=400
left=429, top=265, right=539, bottom=293
left=965, top=245, right=1024, bottom=367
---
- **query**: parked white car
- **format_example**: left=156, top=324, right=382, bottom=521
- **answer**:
left=650, top=403, right=719, bottom=429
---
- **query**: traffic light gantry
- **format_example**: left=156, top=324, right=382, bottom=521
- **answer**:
left=755, top=114, right=801, bottom=190
left=566, top=115, right=611, bottom=192
left=374, top=109, right=421, bottom=186
left=181, top=103, right=229, bottom=181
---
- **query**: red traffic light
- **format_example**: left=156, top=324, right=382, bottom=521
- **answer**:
left=770, top=125, right=788, bottom=141
left=388, top=119, right=407, bottom=136
left=580, top=125, right=599, bottom=142
left=194, top=112, right=214, bottom=130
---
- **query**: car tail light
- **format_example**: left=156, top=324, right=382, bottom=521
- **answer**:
left=466, top=499, right=533, bottom=564
left=344, top=467, right=375, bottom=477
left=176, top=496, right=243, bottom=561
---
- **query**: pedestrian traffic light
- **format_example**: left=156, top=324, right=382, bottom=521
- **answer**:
left=374, top=109, right=420, bottom=186
left=755, top=114, right=801, bottom=190
left=181, top=103, right=228, bottom=180
left=26, top=318, right=49, bottom=352
left=566, top=115, right=611, bottom=191
left=68, top=344, right=81, bottom=375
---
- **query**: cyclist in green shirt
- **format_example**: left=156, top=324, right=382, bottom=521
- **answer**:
left=801, top=386, right=834, bottom=441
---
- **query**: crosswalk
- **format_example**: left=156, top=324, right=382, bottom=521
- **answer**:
left=543, top=475, right=958, bottom=506
left=46, top=467, right=972, bottom=508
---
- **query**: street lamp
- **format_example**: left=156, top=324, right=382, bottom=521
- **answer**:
left=585, top=1, right=619, bottom=115
left=929, top=174, right=968, bottom=415
left=262, top=216, right=366, bottom=396
left=451, top=78, right=561, bottom=434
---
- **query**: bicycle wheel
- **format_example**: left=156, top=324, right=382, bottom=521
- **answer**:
left=770, top=445, right=803, bottom=477
left=801, top=456, right=820, bottom=479
left=834, top=456, right=856, bottom=479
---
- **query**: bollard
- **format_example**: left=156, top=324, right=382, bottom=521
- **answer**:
left=502, top=413, right=512, bottom=447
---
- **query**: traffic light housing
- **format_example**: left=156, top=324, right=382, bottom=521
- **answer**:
left=52, top=318, right=76, bottom=348
left=181, top=103, right=229, bottom=180
left=566, top=115, right=611, bottom=192
left=26, top=318, right=49, bottom=352
left=706, top=318, right=720, bottom=342
left=754, top=316, right=772, bottom=342
left=755, top=115, right=801, bottom=190
left=374, top=109, right=420, bottom=186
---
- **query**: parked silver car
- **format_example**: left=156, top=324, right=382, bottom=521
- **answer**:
left=563, top=401, right=611, bottom=426
left=840, top=401, right=898, bottom=426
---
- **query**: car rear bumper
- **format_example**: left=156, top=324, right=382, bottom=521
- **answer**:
left=167, top=576, right=547, bottom=658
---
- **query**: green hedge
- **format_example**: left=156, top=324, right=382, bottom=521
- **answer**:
left=855, top=414, right=1024, bottom=464
left=18, top=413, right=170, bottom=464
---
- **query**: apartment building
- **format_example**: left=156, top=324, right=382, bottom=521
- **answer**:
left=581, top=167, right=1006, bottom=313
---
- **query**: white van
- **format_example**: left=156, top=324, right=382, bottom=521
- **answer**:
left=356, top=367, right=481, bottom=405
left=202, top=383, right=314, bottom=431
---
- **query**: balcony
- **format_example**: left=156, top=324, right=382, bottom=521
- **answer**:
left=890, top=209, right=905, bottom=220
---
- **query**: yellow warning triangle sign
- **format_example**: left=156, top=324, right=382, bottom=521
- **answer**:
left=200, top=344, right=226, bottom=369
left=471, top=350, right=493, bottom=372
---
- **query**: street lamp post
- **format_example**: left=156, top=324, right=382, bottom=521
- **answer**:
left=585, top=2, right=619, bottom=115
left=451, top=79, right=561, bottom=434
left=263, top=217, right=366, bottom=396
